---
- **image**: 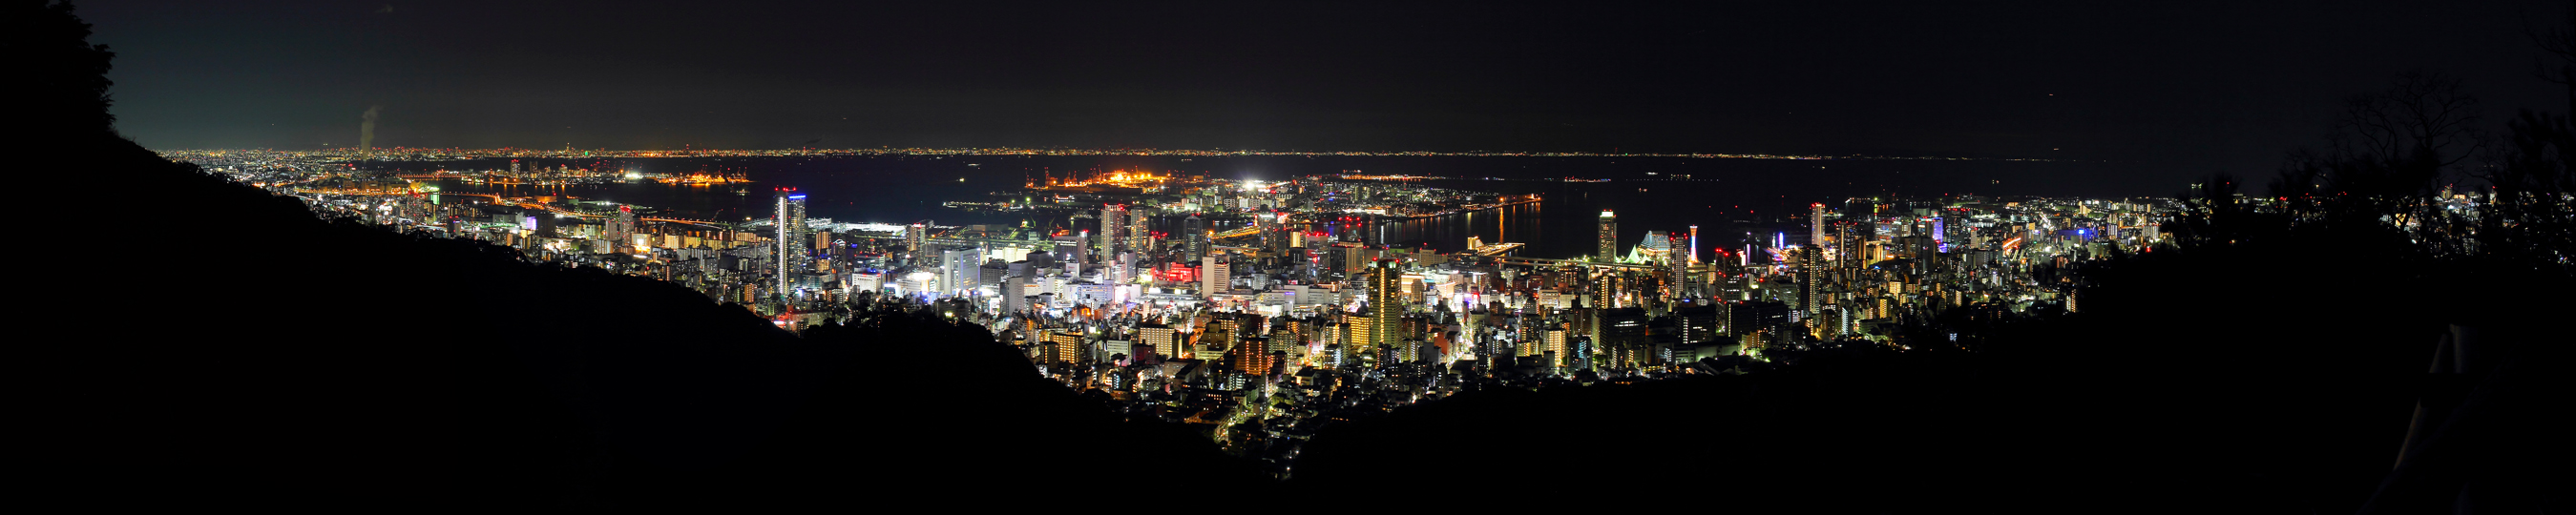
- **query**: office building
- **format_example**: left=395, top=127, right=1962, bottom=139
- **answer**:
left=1184, top=214, right=1207, bottom=261
left=1099, top=204, right=1125, bottom=258
left=775, top=189, right=808, bottom=298
left=1202, top=253, right=1230, bottom=294
left=1126, top=206, right=1152, bottom=256
left=905, top=222, right=928, bottom=263
left=1598, top=209, right=1618, bottom=261
left=1366, top=258, right=1403, bottom=359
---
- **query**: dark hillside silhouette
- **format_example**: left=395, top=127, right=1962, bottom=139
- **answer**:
left=1291, top=209, right=2567, bottom=512
left=22, top=2, right=1255, bottom=509
left=1290, top=73, right=2574, bottom=515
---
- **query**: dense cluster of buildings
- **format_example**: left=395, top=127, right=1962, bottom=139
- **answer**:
left=178, top=149, right=2180, bottom=477
left=839, top=182, right=2178, bottom=476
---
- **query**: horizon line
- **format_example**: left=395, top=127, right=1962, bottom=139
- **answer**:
left=155, top=146, right=2088, bottom=162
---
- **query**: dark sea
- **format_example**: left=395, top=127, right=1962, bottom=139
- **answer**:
left=364, top=154, right=2173, bottom=261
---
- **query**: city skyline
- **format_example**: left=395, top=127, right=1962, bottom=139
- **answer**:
left=28, top=1, right=2567, bottom=509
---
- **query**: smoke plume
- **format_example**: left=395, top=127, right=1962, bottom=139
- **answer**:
left=359, top=106, right=380, bottom=150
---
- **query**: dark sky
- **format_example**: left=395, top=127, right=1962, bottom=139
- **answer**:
left=84, top=0, right=2566, bottom=171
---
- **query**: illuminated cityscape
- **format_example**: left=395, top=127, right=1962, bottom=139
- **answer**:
left=41, top=1, right=2571, bottom=509
left=174, top=146, right=2226, bottom=476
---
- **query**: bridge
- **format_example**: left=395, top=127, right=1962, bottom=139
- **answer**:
left=926, top=237, right=1054, bottom=248
left=842, top=234, right=1056, bottom=248
left=641, top=216, right=727, bottom=227
left=1210, top=226, right=1262, bottom=240
left=1498, top=257, right=1660, bottom=271
left=1468, top=242, right=1525, bottom=257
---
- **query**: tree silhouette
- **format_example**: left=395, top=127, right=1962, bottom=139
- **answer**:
left=14, top=1, right=120, bottom=161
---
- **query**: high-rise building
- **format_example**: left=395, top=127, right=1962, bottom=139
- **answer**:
left=1051, top=233, right=1085, bottom=265
left=978, top=258, right=1010, bottom=289
left=1601, top=307, right=1649, bottom=363
left=1137, top=322, right=1177, bottom=360
left=1202, top=254, right=1230, bottom=295
left=1544, top=328, right=1569, bottom=367
left=1336, top=243, right=1377, bottom=275
left=775, top=189, right=809, bottom=298
left=1798, top=247, right=1820, bottom=317
left=1811, top=202, right=1827, bottom=251
left=1183, top=214, right=1207, bottom=261
left=1046, top=330, right=1085, bottom=366
left=603, top=204, right=635, bottom=246
left=1835, top=221, right=1859, bottom=264
left=1231, top=337, right=1272, bottom=375
left=1366, top=258, right=1403, bottom=359
left=1598, top=210, right=1618, bottom=262
left=1349, top=316, right=1376, bottom=363
left=1671, top=250, right=1691, bottom=300
left=905, top=222, right=928, bottom=263
left=1099, top=204, right=1125, bottom=258
left=1204, top=315, right=1245, bottom=360
left=1126, top=207, right=1151, bottom=256
left=941, top=247, right=980, bottom=298
left=1677, top=303, right=1721, bottom=343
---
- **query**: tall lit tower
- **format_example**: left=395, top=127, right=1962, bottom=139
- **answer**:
left=1671, top=249, right=1691, bottom=301
left=1365, top=258, right=1403, bottom=359
left=1810, top=202, right=1827, bottom=255
left=775, top=188, right=809, bottom=297
left=1099, top=204, right=1126, bottom=258
left=1597, top=210, right=1618, bottom=262
left=1687, top=225, right=1700, bottom=264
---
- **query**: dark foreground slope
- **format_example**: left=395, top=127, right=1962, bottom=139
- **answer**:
left=22, top=4, right=1255, bottom=508
left=1293, top=236, right=2570, bottom=512
left=39, top=120, right=1256, bottom=510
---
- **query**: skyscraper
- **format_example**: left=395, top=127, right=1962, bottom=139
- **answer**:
left=1099, top=204, right=1126, bottom=258
left=1811, top=202, right=1827, bottom=251
left=1365, top=258, right=1403, bottom=360
left=1798, top=247, right=1821, bottom=317
left=1183, top=214, right=1207, bottom=261
left=1671, top=248, right=1690, bottom=300
left=775, top=189, right=808, bottom=298
left=1126, top=206, right=1151, bottom=256
left=1597, top=210, right=1618, bottom=262
left=905, top=221, right=928, bottom=263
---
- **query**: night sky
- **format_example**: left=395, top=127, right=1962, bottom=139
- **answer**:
left=86, top=1, right=2565, bottom=173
